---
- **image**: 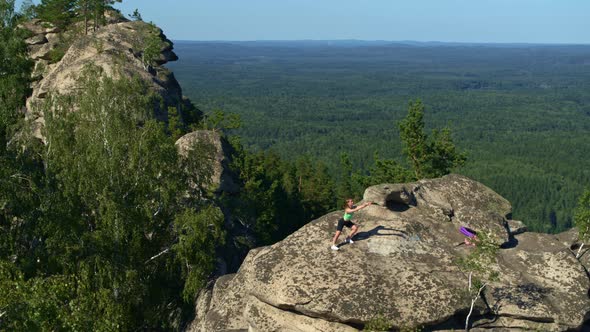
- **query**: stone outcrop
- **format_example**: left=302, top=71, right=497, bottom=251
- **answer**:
left=555, top=228, right=590, bottom=276
left=21, top=16, right=195, bottom=140
left=175, top=130, right=239, bottom=194
left=188, top=174, right=590, bottom=331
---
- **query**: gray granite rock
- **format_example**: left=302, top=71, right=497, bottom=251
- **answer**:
left=188, top=175, right=590, bottom=331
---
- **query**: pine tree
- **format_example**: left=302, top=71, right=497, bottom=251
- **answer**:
left=574, top=189, right=590, bottom=258
left=398, top=99, right=466, bottom=179
left=36, top=0, right=76, bottom=29
left=295, top=155, right=336, bottom=220
left=398, top=100, right=429, bottom=179
left=129, top=8, right=141, bottom=21
left=337, top=152, right=362, bottom=202
left=362, top=153, right=413, bottom=186
left=75, top=0, right=90, bottom=34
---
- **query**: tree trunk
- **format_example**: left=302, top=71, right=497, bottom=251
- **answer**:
left=83, top=1, right=88, bottom=35
left=576, top=242, right=585, bottom=259
left=465, top=272, right=487, bottom=332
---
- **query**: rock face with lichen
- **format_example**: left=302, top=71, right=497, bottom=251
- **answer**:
left=175, top=130, right=239, bottom=194
left=188, top=174, right=590, bottom=331
left=20, top=14, right=195, bottom=141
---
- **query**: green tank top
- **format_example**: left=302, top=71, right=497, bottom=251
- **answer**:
left=343, top=211, right=354, bottom=221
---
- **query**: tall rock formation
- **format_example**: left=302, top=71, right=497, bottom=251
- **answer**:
left=189, top=174, right=590, bottom=331
left=20, top=13, right=197, bottom=141
left=175, top=130, right=239, bottom=194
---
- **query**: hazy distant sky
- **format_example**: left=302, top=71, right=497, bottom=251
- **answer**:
left=16, top=0, right=590, bottom=43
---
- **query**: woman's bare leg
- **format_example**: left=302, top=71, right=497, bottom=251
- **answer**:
left=347, top=224, right=359, bottom=240
left=332, top=230, right=342, bottom=246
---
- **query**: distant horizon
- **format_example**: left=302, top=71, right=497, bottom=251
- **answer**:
left=171, top=39, right=590, bottom=46
left=14, top=0, right=590, bottom=44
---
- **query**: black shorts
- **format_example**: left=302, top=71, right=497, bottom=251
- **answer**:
left=336, top=218, right=355, bottom=231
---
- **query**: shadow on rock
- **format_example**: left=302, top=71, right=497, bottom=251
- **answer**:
left=500, top=221, right=519, bottom=249
left=385, top=200, right=412, bottom=212
left=355, top=225, right=408, bottom=241
left=500, top=233, right=519, bottom=249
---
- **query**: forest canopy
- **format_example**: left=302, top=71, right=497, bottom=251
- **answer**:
left=168, top=40, right=590, bottom=233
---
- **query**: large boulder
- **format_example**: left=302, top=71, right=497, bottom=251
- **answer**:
left=555, top=228, right=590, bottom=280
left=175, top=130, right=238, bottom=194
left=18, top=19, right=59, bottom=35
left=188, top=174, right=590, bottom=331
left=25, top=34, right=47, bottom=46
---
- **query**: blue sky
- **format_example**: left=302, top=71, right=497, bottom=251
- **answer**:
left=16, top=0, right=590, bottom=43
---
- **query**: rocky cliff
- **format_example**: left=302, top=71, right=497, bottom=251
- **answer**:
left=189, top=174, right=590, bottom=331
left=20, top=13, right=195, bottom=141
left=22, top=16, right=244, bottom=195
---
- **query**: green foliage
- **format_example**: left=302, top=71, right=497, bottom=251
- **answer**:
left=36, top=0, right=75, bottom=29
left=456, top=231, right=500, bottom=330
left=47, top=44, right=66, bottom=63
left=167, top=106, right=184, bottom=140
left=0, top=3, right=37, bottom=268
left=181, top=98, right=204, bottom=131
left=203, top=109, right=241, bottom=132
left=0, top=0, right=15, bottom=26
left=225, top=139, right=335, bottom=245
left=0, top=65, right=223, bottom=330
left=296, top=155, right=336, bottom=215
left=0, top=12, right=44, bottom=326
left=0, top=261, right=78, bottom=330
left=36, top=0, right=124, bottom=33
left=141, top=22, right=162, bottom=69
left=363, top=313, right=392, bottom=331
left=173, top=206, right=225, bottom=302
left=129, top=8, right=142, bottom=21
left=0, top=3, right=33, bottom=140
left=361, top=153, right=414, bottom=187
left=427, top=127, right=467, bottom=177
left=398, top=99, right=466, bottom=179
left=398, top=100, right=429, bottom=179
left=335, top=99, right=464, bottom=201
left=456, top=231, right=500, bottom=278
left=574, top=189, right=590, bottom=243
left=336, top=152, right=365, bottom=203
left=226, top=144, right=291, bottom=244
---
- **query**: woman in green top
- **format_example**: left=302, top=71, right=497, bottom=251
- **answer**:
left=331, top=198, right=372, bottom=250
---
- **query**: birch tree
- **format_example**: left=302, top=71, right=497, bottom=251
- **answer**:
left=456, top=231, right=500, bottom=331
left=574, top=189, right=590, bottom=259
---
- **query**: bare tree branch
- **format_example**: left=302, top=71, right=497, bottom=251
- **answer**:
left=144, top=248, right=170, bottom=264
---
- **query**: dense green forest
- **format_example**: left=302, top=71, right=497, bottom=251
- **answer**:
left=0, top=1, right=221, bottom=329
left=168, top=40, right=590, bottom=233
